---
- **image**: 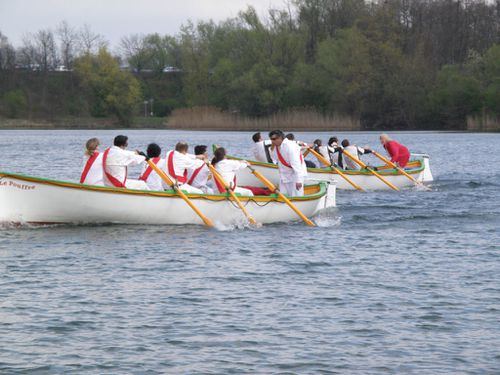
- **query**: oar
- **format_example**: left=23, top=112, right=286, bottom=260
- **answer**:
left=371, top=151, right=430, bottom=190
left=206, top=163, right=258, bottom=226
left=307, top=147, right=365, bottom=192
left=145, top=158, right=214, bottom=227
left=246, top=164, right=315, bottom=227
left=341, top=149, right=400, bottom=191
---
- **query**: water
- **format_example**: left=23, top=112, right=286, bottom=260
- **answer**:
left=1, top=130, right=499, bottom=374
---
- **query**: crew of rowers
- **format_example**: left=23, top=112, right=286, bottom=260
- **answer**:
left=80, top=131, right=409, bottom=198
left=252, top=132, right=410, bottom=171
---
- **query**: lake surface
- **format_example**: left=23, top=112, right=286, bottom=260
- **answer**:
left=0, top=130, right=499, bottom=374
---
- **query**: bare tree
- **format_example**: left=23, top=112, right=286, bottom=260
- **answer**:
left=78, top=24, right=108, bottom=55
left=57, top=20, right=79, bottom=69
left=0, top=31, right=16, bottom=70
left=120, top=33, right=150, bottom=72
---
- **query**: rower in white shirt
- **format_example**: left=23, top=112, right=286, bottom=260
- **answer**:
left=80, top=137, right=104, bottom=185
left=251, top=132, right=275, bottom=163
left=270, top=130, right=308, bottom=197
left=138, top=143, right=167, bottom=191
left=102, top=135, right=149, bottom=190
left=338, top=138, right=373, bottom=171
left=212, top=147, right=254, bottom=196
left=186, top=145, right=214, bottom=194
left=327, top=136, right=341, bottom=166
left=165, top=142, right=205, bottom=194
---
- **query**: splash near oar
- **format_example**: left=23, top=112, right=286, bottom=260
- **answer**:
left=247, top=164, right=316, bottom=227
left=341, top=149, right=400, bottom=191
left=307, top=148, right=365, bottom=192
left=145, top=158, right=214, bottom=227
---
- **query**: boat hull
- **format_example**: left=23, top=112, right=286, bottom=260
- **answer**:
left=235, top=154, right=433, bottom=190
left=0, top=172, right=335, bottom=226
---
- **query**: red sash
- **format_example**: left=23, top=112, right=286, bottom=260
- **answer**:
left=167, top=151, right=188, bottom=184
left=276, top=146, right=304, bottom=168
left=215, top=174, right=237, bottom=193
left=80, top=151, right=99, bottom=183
left=102, top=148, right=127, bottom=188
left=139, top=157, right=161, bottom=181
left=187, top=163, right=205, bottom=185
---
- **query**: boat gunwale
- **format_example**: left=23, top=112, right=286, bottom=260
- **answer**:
left=0, top=171, right=328, bottom=203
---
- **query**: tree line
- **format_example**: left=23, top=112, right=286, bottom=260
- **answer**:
left=0, top=0, right=499, bottom=129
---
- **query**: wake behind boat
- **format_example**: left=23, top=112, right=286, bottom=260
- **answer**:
left=227, top=152, right=433, bottom=191
left=0, top=171, right=336, bottom=226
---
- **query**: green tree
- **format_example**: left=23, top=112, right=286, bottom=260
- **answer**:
left=3, top=90, right=27, bottom=118
left=481, top=45, right=500, bottom=116
left=74, top=48, right=142, bottom=124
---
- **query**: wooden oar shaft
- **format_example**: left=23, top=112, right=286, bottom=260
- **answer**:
left=146, top=159, right=214, bottom=227
left=372, top=151, right=421, bottom=185
left=207, top=163, right=258, bottom=225
left=307, top=148, right=365, bottom=191
left=247, top=165, right=315, bottom=226
left=341, top=149, right=400, bottom=191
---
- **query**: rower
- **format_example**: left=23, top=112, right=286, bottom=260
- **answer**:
left=102, top=135, right=149, bottom=190
left=339, top=139, right=373, bottom=171
left=327, top=136, right=341, bottom=166
left=165, top=142, right=204, bottom=194
left=313, top=139, right=330, bottom=161
left=379, top=133, right=410, bottom=168
left=251, top=132, right=275, bottom=163
left=138, top=143, right=166, bottom=191
left=212, top=147, right=254, bottom=196
left=186, top=145, right=214, bottom=194
left=270, top=130, right=307, bottom=197
left=286, top=133, right=316, bottom=168
left=80, top=138, right=104, bottom=186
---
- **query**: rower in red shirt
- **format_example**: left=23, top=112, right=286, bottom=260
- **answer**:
left=379, top=134, right=410, bottom=168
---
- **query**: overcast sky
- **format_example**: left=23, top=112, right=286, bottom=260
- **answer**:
left=0, top=0, right=289, bottom=48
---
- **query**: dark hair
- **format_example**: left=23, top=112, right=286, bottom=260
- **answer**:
left=268, top=130, right=285, bottom=140
left=114, top=135, right=128, bottom=147
left=285, top=133, right=295, bottom=140
left=313, top=139, right=322, bottom=152
left=328, top=137, right=338, bottom=146
left=252, top=132, right=261, bottom=143
left=211, top=147, right=226, bottom=165
left=341, top=139, right=350, bottom=147
left=175, top=142, right=189, bottom=153
left=146, top=143, right=161, bottom=158
left=194, top=145, right=207, bottom=155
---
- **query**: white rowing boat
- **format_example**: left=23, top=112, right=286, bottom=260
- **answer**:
left=0, top=171, right=336, bottom=226
left=230, top=153, right=433, bottom=191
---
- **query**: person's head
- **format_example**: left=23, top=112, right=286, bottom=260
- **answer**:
left=328, top=136, right=338, bottom=146
left=114, top=135, right=128, bottom=149
left=194, top=145, right=207, bottom=156
left=269, top=130, right=285, bottom=147
left=285, top=133, right=295, bottom=141
left=313, top=139, right=322, bottom=147
left=380, top=133, right=391, bottom=145
left=175, top=141, right=189, bottom=153
left=252, top=132, right=262, bottom=143
left=341, top=139, right=350, bottom=148
left=146, top=143, right=161, bottom=158
left=211, top=147, right=226, bottom=165
left=85, top=138, right=100, bottom=156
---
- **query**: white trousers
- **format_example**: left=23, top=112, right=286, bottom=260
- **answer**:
left=279, top=181, right=304, bottom=197
left=179, top=183, right=203, bottom=194
left=234, top=186, right=254, bottom=196
left=125, top=179, right=150, bottom=190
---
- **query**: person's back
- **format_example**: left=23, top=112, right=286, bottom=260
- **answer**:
left=212, top=147, right=253, bottom=196
left=103, top=135, right=148, bottom=189
left=80, top=138, right=104, bottom=186
left=380, top=134, right=410, bottom=167
left=339, top=139, right=372, bottom=171
left=187, top=145, right=213, bottom=194
left=139, top=143, right=166, bottom=190
left=251, top=132, right=274, bottom=163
